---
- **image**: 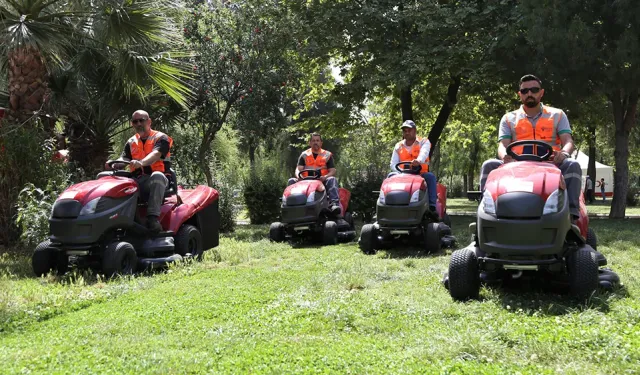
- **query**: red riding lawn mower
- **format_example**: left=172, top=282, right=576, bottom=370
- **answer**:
left=358, top=162, right=456, bottom=254
left=269, top=168, right=356, bottom=245
left=444, top=141, right=620, bottom=301
left=32, top=160, right=220, bottom=278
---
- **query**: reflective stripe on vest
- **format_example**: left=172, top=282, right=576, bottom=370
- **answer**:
left=303, top=148, right=332, bottom=176
left=396, top=137, right=430, bottom=173
left=129, top=130, right=173, bottom=173
left=507, top=106, right=562, bottom=155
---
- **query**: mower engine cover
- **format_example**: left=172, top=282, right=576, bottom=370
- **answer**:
left=52, top=176, right=138, bottom=218
left=482, top=161, right=565, bottom=219
left=283, top=180, right=325, bottom=206
left=379, top=174, right=426, bottom=206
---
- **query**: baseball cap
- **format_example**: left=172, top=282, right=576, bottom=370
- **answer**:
left=401, top=120, right=416, bottom=129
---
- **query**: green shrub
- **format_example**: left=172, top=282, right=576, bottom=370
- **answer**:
left=243, top=164, right=286, bottom=225
left=346, top=167, right=386, bottom=223
left=626, top=179, right=639, bottom=207
left=211, top=172, right=238, bottom=233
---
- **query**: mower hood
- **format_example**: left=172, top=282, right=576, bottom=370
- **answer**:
left=381, top=174, right=425, bottom=196
left=284, top=180, right=324, bottom=198
left=57, top=176, right=138, bottom=205
left=485, top=161, right=564, bottom=202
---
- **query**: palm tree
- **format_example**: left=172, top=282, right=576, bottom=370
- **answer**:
left=1, top=0, right=193, bottom=172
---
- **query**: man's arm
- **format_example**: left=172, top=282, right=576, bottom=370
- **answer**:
left=390, top=147, right=399, bottom=171
left=322, top=155, right=336, bottom=180
left=416, top=139, right=431, bottom=165
left=553, top=111, right=575, bottom=164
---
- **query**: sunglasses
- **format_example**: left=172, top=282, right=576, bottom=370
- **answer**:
left=519, top=87, right=541, bottom=95
left=131, top=118, right=148, bottom=124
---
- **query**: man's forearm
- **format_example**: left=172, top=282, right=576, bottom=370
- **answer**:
left=561, top=141, right=575, bottom=155
left=141, top=151, right=162, bottom=167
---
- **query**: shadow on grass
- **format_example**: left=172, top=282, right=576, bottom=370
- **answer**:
left=485, top=280, right=630, bottom=316
left=222, top=224, right=268, bottom=243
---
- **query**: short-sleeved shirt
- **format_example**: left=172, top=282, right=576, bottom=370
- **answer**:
left=586, top=179, right=593, bottom=190
left=297, top=152, right=335, bottom=169
left=498, top=103, right=572, bottom=141
left=121, top=134, right=171, bottom=175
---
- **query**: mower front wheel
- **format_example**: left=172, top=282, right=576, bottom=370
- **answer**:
left=32, top=240, right=67, bottom=277
left=175, top=224, right=203, bottom=260
left=568, top=248, right=599, bottom=299
left=103, top=241, right=137, bottom=278
left=424, top=222, right=442, bottom=253
left=448, top=249, right=480, bottom=301
left=323, top=221, right=338, bottom=246
left=359, top=224, right=377, bottom=254
left=269, top=222, right=286, bottom=242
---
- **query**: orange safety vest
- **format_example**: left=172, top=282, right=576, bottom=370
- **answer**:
left=395, top=137, right=430, bottom=173
left=506, top=106, right=563, bottom=155
left=128, top=130, right=173, bottom=173
left=302, top=148, right=332, bottom=176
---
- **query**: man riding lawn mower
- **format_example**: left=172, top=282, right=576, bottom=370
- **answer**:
left=32, top=111, right=220, bottom=277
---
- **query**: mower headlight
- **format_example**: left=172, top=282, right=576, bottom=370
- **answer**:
left=79, top=197, right=100, bottom=216
left=482, top=190, right=496, bottom=215
left=307, top=192, right=316, bottom=204
left=410, top=190, right=420, bottom=203
left=543, top=189, right=564, bottom=215
left=378, top=190, right=385, bottom=205
left=282, top=194, right=286, bottom=206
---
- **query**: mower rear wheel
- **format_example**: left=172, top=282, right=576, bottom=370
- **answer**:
left=103, top=241, right=137, bottom=278
left=269, top=222, right=286, bottom=242
left=443, top=213, right=451, bottom=228
left=359, top=224, right=377, bottom=255
left=32, top=240, right=67, bottom=277
left=344, top=212, right=355, bottom=229
left=568, top=248, right=599, bottom=299
left=424, top=222, right=442, bottom=253
left=448, top=249, right=480, bottom=301
left=175, top=224, right=203, bottom=260
left=586, top=228, right=597, bottom=251
left=323, top=221, right=338, bottom=246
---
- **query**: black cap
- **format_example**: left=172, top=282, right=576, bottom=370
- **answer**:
left=401, top=120, right=416, bottom=129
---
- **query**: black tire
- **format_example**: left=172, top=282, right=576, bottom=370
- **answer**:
left=32, top=240, right=66, bottom=277
left=323, top=221, right=338, bottom=246
left=103, top=242, right=137, bottom=278
left=586, top=227, right=597, bottom=251
left=344, top=212, right=355, bottom=229
left=359, top=224, right=377, bottom=254
left=443, top=213, right=451, bottom=228
left=269, top=222, right=286, bottom=242
left=448, top=249, right=480, bottom=301
left=424, top=222, right=442, bottom=253
left=568, top=248, right=599, bottom=299
left=175, top=224, right=203, bottom=260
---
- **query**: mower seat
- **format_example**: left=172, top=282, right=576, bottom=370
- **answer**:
left=164, top=169, right=178, bottom=198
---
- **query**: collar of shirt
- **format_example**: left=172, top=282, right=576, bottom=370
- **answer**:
left=519, top=102, right=545, bottom=120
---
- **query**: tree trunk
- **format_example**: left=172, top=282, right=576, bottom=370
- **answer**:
left=463, top=174, right=468, bottom=194
left=428, top=75, right=461, bottom=156
left=7, top=46, right=50, bottom=122
left=400, top=85, right=413, bottom=121
left=467, top=169, right=475, bottom=191
left=587, top=124, right=596, bottom=197
left=198, top=137, right=214, bottom=187
left=608, top=89, right=638, bottom=218
left=249, top=144, right=256, bottom=167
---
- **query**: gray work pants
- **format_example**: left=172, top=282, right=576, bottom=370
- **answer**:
left=136, top=172, right=168, bottom=217
left=479, top=159, right=582, bottom=217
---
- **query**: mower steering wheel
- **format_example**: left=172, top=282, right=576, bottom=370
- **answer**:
left=506, top=140, right=554, bottom=162
left=106, top=159, right=132, bottom=177
left=395, top=161, right=421, bottom=175
left=296, top=168, right=322, bottom=180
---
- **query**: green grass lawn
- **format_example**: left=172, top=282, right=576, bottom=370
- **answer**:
left=446, top=198, right=640, bottom=216
left=1, top=217, right=639, bottom=374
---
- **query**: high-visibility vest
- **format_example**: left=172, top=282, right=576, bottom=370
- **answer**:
left=128, top=130, right=173, bottom=173
left=302, top=148, right=332, bottom=176
left=506, top=105, right=563, bottom=155
left=395, top=137, right=430, bottom=173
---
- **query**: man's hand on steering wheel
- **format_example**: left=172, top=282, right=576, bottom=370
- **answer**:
left=553, top=151, right=568, bottom=165
left=502, top=155, right=515, bottom=164
left=319, top=175, right=327, bottom=182
left=411, top=159, right=421, bottom=167
left=130, top=160, right=143, bottom=170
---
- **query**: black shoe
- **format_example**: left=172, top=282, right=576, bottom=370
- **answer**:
left=330, top=202, right=341, bottom=215
left=428, top=206, right=439, bottom=221
left=147, top=215, right=162, bottom=232
left=571, top=215, right=580, bottom=225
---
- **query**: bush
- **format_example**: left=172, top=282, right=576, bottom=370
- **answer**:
left=346, top=167, right=387, bottom=223
left=243, top=164, right=286, bottom=224
left=626, top=181, right=639, bottom=207
left=211, top=172, right=238, bottom=233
